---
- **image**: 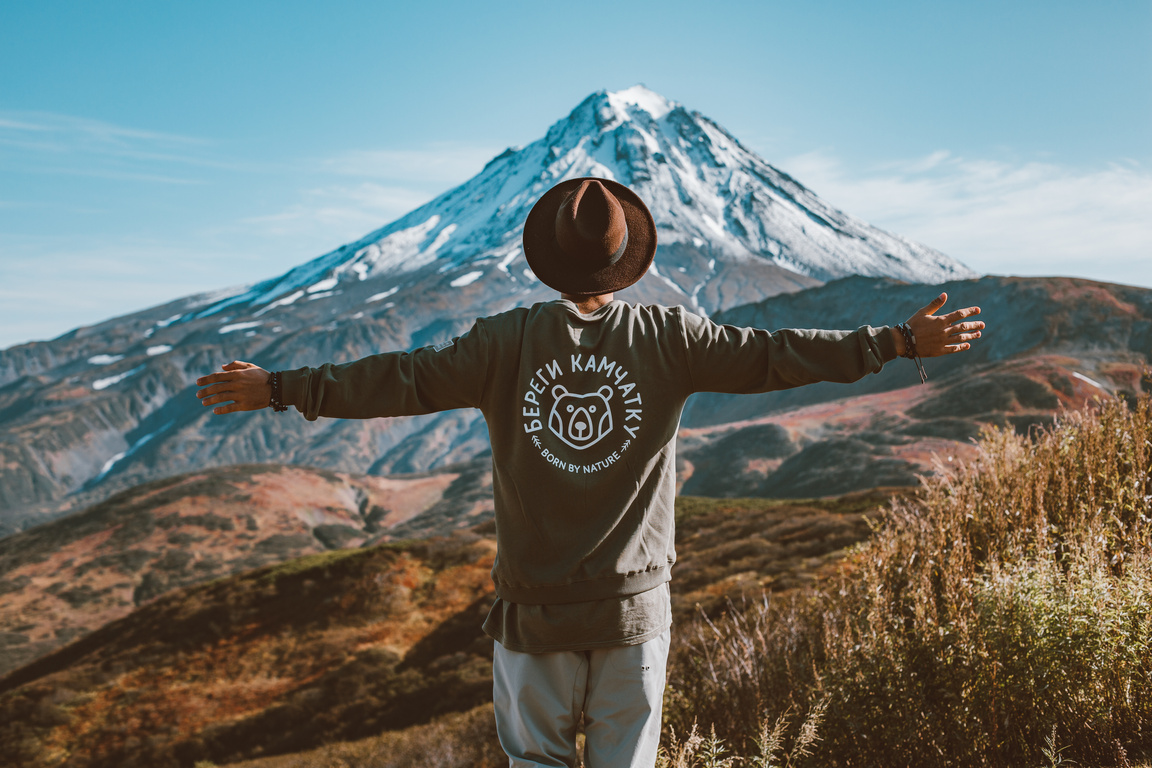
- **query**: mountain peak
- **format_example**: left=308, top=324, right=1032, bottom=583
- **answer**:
left=188, top=87, right=976, bottom=322
left=605, top=84, right=676, bottom=121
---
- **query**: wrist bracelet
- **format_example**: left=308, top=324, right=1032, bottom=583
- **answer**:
left=269, top=370, right=289, bottom=412
left=896, top=323, right=928, bottom=384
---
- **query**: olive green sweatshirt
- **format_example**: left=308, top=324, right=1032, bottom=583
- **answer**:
left=282, top=299, right=897, bottom=607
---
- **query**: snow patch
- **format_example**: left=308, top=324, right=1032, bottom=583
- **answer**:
left=425, top=223, right=458, bottom=258
left=93, top=420, right=174, bottom=482
left=1072, top=372, right=1107, bottom=390
left=88, top=354, right=124, bottom=366
left=523, top=268, right=537, bottom=283
left=367, top=286, right=400, bottom=303
left=450, top=270, right=484, bottom=288
left=219, top=321, right=262, bottom=334
left=146, top=345, right=172, bottom=356
left=497, top=248, right=521, bottom=274
left=608, top=85, right=673, bottom=120
left=254, top=290, right=305, bottom=316
left=97, top=451, right=126, bottom=479
left=93, top=364, right=145, bottom=391
left=307, top=277, right=338, bottom=294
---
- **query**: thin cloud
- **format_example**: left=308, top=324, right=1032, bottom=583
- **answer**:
left=0, top=111, right=207, bottom=145
left=322, top=143, right=500, bottom=183
left=0, top=110, right=245, bottom=180
left=0, top=238, right=260, bottom=348
left=237, top=182, right=432, bottom=238
left=780, top=151, right=1152, bottom=288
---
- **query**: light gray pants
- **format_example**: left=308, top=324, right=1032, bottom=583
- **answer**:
left=492, top=629, right=671, bottom=768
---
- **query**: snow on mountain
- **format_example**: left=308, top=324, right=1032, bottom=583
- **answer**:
left=190, top=85, right=974, bottom=322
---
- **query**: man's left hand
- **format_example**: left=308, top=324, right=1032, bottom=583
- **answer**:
left=195, top=361, right=272, bottom=414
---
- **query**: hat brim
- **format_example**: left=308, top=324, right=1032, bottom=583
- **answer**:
left=523, top=177, right=657, bottom=296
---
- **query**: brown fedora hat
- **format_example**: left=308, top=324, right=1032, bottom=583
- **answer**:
left=523, top=177, right=657, bottom=296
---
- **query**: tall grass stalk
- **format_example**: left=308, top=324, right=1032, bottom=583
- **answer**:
left=666, top=395, right=1152, bottom=767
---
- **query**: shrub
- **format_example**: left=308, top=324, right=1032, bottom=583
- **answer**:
left=666, top=395, right=1152, bottom=767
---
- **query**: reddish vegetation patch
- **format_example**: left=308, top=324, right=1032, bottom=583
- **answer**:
left=1045, top=278, right=1140, bottom=316
left=0, top=464, right=463, bottom=678
left=1, top=535, right=497, bottom=768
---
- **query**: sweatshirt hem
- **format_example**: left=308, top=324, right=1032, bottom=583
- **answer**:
left=487, top=618, right=673, bottom=654
left=494, top=567, right=671, bottom=605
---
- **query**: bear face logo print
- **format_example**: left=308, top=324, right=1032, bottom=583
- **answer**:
left=548, top=384, right=614, bottom=450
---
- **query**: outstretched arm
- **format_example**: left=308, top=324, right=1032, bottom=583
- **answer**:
left=195, top=321, right=491, bottom=419
left=893, top=293, right=984, bottom=358
left=196, top=361, right=271, bottom=415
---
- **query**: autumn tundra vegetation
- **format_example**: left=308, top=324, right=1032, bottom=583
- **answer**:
left=2, top=393, right=1150, bottom=768
left=661, top=392, right=1152, bottom=768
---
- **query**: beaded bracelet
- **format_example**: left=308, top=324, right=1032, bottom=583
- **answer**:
left=896, top=322, right=928, bottom=384
left=268, top=370, right=289, bottom=412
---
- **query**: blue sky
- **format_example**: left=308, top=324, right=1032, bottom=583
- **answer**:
left=2, top=0, right=1150, bottom=349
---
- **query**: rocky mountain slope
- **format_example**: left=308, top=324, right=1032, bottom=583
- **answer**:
left=674, top=275, right=1152, bottom=499
left=0, top=85, right=974, bottom=533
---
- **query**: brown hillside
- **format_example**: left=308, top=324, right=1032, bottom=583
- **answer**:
left=0, top=461, right=491, bottom=678
left=0, top=491, right=893, bottom=768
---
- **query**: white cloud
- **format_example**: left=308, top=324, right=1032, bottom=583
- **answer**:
left=780, top=150, right=1152, bottom=289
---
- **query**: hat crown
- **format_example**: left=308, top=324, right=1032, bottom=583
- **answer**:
left=554, top=180, right=629, bottom=267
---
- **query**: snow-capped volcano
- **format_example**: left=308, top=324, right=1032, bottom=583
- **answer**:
left=0, top=86, right=981, bottom=530
left=196, top=85, right=973, bottom=321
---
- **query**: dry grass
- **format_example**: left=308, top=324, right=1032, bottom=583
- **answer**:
left=666, top=394, right=1152, bottom=767
left=219, top=703, right=505, bottom=768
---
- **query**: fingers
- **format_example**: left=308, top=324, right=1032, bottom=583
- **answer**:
left=944, top=320, right=985, bottom=345
left=200, top=392, right=262, bottom=413
left=195, top=363, right=257, bottom=386
left=918, top=293, right=948, bottom=316
left=195, top=382, right=232, bottom=398
left=942, top=306, right=981, bottom=324
left=195, top=362, right=271, bottom=415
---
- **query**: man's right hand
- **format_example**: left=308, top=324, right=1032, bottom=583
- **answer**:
left=195, top=361, right=272, bottom=415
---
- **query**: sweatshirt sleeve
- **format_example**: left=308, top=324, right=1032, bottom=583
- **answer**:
left=279, top=321, right=490, bottom=421
left=678, top=309, right=898, bottom=395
